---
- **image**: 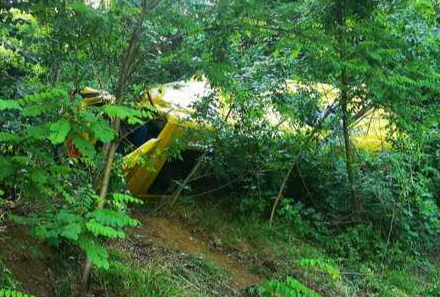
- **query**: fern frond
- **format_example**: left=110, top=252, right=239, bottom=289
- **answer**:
left=111, top=193, right=144, bottom=205
left=91, top=209, right=140, bottom=228
left=86, top=220, right=125, bottom=239
left=78, top=235, right=109, bottom=269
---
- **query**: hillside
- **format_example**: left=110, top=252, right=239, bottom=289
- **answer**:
left=2, top=1, right=440, bottom=296
left=2, top=198, right=439, bottom=296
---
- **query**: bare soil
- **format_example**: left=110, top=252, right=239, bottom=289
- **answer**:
left=132, top=215, right=261, bottom=291
left=1, top=213, right=262, bottom=296
left=0, top=225, right=52, bottom=297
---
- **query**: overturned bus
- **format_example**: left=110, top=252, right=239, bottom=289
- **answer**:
left=79, top=80, right=388, bottom=199
left=80, top=80, right=210, bottom=199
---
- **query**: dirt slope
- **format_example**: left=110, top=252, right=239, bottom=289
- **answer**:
left=1, top=213, right=262, bottom=296
left=0, top=225, right=51, bottom=297
left=133, top=215, right=261, bottom=291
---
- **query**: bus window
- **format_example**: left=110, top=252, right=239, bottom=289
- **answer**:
left=118, top=117, right=166, bottom=155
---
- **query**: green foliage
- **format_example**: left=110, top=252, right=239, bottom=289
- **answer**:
left=103, top=105, right=144, bottom=124
left=49, top=118, right=71, bottom=144
left=0, top=289, right=33, bottom=297
left=12, top=186, right=142, bottom=269
left=299, top=259, right=341, bottom=281
left=257, top=277, right=321, bottom=297
left=0, top=262, right=18, bottom=291
left=2, top=0, right=440, bottom=294
left=0, top=84, right=147, bottom=271
left=0, top=100, right=22, bottom=111
left=93, top=260, right=182, bottom=297
left=90, top=119, right=116, bottom=143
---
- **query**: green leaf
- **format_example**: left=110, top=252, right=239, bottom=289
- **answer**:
left=0, top=132, right=22, bottom=143
left=30, top=170, right=47, bottom=185
left=0, top=99, right=22, bottom=111
left=49, top=118, right=71, bottom=144
left=86, top=220, right=125, bottom=239
left=103, top=105, right=143, bottom=124
left=22, top=105, right=45, bottom=117
left=33, top=226, right=47, bottom=238
left=0, top=157, right=14, bottom=181
left=0, top=289, right=33, bottom=297
left=90, top=119, right=115, bottom=143
left=11, top=156, right=32, bottom=164
left=78, top=235, right=109, bottom=269
left=72, top=136, right=96, bottom=159
left=58, top=209, right=81, bottom=223
left=61, top=223, right=82, bottom=241
left=111, top=193, right=144, bottom=205
left=25, top=125, right=48, bottom=140
left=91, top=209, right=140, bottom=228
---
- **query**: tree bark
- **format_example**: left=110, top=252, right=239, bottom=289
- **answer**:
left=81, top=0, right=162, bottom=289
left=341, top=92, right=360, bottom=219
left=337, top=3, right=360, bottom=220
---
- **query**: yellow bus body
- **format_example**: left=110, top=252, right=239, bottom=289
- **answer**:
left=81, top=80, right=389, bottom=199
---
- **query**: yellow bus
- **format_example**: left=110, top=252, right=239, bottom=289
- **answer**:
left=80, top=80, right=388, bottom=199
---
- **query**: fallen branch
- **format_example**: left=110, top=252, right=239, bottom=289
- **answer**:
left=170, top=157, right=204, bottom=206
left=268, top=103, right=336, bottom=227
left=185, top=178, right=239, bottom=200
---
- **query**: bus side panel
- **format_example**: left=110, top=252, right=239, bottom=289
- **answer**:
left=124, top=120, right=182, bottom=196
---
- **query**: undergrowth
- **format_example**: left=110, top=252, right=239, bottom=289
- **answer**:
left=2, top=198, right=440, bottom=296
left=174, top=198, right=440, bottom=296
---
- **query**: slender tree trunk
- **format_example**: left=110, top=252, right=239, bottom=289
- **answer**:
left=268, top=104, right=336, bottom=227
left=337, top=4, right=360, bottom=220
left=81, top=121, right=120, bottom=285
left=341, top=93, right=360, bottom=219
left=269, top=160, right=297, bottom=227
left=81, top=0, right=162, bottom=289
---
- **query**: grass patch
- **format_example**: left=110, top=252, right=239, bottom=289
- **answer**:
left=90, top=239, right=239, bottom=297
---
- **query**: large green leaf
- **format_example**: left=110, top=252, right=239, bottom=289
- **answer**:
left=61, top=223, right=82, bottom=241
left=90, top=119, right=115, bottom=143
left=103, top=105, right=143, bottom=124
left=72, top=136, right=96, bottom=159
left=49, top=118, right=71, bottom=144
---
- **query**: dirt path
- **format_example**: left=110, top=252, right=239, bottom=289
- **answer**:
left=0, top=225, right=51, bottom=297
left=133, top=215, right=261, bottom=291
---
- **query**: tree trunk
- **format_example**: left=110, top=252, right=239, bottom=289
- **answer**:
left=269, top=160, right=296, bottom=227
left=341, top=94, right=360, bottom=219
left=81, top=0, right=162, bottom=289
left=81, top=119, right=120, bottom=288
left=337, top=4, right=360, bottom=220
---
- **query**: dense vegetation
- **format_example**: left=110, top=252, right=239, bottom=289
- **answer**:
left=1, top=0, right=440, bottom=296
